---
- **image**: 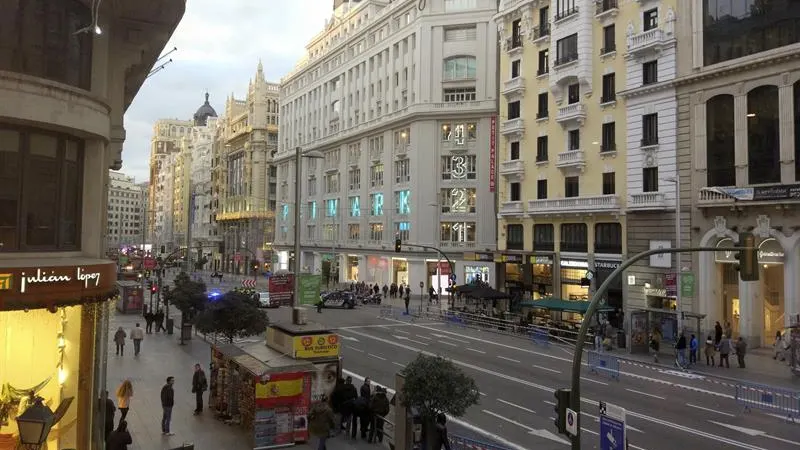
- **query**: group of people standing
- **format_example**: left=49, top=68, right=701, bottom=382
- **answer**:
left=666, top=321, right=748, bottom=369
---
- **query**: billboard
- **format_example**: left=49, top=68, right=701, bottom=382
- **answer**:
left=268, top=273, right=294, bottom=306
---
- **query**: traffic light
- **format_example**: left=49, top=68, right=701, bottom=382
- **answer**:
left=734, top=232, right=759, bottom=282
left=146, top=280, right=152, bottom=289
left=553, top=388, right=571, bottom=435
left=150, top=283, right=157, bottom=293
left=252, top=261, right=260, bottom=273
left=394, top=237, right=402, bottom=253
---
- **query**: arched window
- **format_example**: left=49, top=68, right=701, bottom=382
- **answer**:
left=443, top=56, right=477, bottom=81
left=747, top=85, right=780, bottom=184
left=794, top=81, right=800, bottom=181
left=706, top=94, right=735, bottom=186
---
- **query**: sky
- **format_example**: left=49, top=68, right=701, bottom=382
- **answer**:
left=120, top=0, right=333, bottom=182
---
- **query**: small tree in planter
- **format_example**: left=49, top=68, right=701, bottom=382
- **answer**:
left=400, top=354, right=480, bottom=447
left=195, top=290, right=269, bottom=344
left=165, top=272, right=208, bottom=343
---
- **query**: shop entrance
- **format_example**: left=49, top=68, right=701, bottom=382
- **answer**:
left=392, top=258, right=408, bottom=285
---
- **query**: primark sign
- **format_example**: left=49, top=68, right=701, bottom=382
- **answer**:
left=715, top=238, right=785, bottom=265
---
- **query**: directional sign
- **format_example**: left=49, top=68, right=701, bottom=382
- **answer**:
left=599, top=401, right=626, bottom=450
left=143, top=257, right=156, bottom=269
left=565, top=408, right=578, bottom=436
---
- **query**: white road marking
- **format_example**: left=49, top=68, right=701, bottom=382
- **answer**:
left=414, top=334, right=433, bottom=340
left=341, top=323, right=436, bottom=329
left=479, top=392, right=487, bottom=396
left=497, top=355, right=521, bottom=363
left=392, top=362, right=405, bottom=368
left=533, top=364, right=562, bottom=374
left=369, top=353, right=387, bottom=361
left=393, top=335, right=429, bottom=346
left=393, top=329, right=410, bottom=334
left=687, top=403, right=735, bottom=417
left=543, top=400, right=555, bottom=406
left=340, top=335, right=360, bottom=342
left=431, top=333, right=470, bottom=343
left=497, top=398, right=536, bottom=414
left=344, top=327, right=763, bottom=449
left=765, top=412, right=799, bottom=423
left=580, top=376, right=609, bottom=386
left=348, top=346, right=365, bottom=353
left=626, top=388, right=666, bottom=400
left=482, top=410, right=569, bottom=445
left=466, top=348, right=486, bottom=354
left=439, top=340, right=459, bottom=347
left=710, top=420, right=800, bottom=446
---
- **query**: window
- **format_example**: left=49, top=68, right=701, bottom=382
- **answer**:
left=537, top=7, right=550, bottom=37
left=443, top=87, right=476, bottom=102
left=642, top=113, right=659, bottom=146
left=509, top=182, right=521, bottom=202
left=643, top=167, right=659, bottom=192
left=747, top=85, right=780, bottom=185
left=643, top=8, right=658, bottom=31
left=441, top=155, right=477, bottom=180
left=228, top=153, right=245, bottom=196
left=349, top=196, right=361, bottom=217
left=533, top=224, right=554, bottom=251
left=565, top=176, right=579, bottom=197
left=511, top=60, right=521, bottom=78
left=536, top=136, right=548, bottom=162
left=601, top=73, right=616, bottom=103
left=510, top=141, right=520, bottom=160
left=508, top=101, right=521, bottom=120
left=602, top=25, right=616, bottom=54
left=706, top=94, right=735, bottom=186
left=307, top=224, right=316, bottom=240
left=0, top=127, right=84, bottom=251
left=560, top=223, right=588, bottom=253
left=441, top=122, right=477, bottom=144
left=511, top=19, right=523, bottom=48
left=441, top=222, right=476, bottom=243
left=537, top=50, right=549, bottom=75
left=307, top=201, right=317, bottom=220
left=394, top=159, right=410, bottom=183
left=369, top=223, right=384, bottom=241
left=555, top=34, right=578, bottom=66
left=444, top=26, right=477, bottom=41
left=642, top=60, right=658, bottom=85
left=348, top=224, right=360, bottom=240
left=325, top=199, right=338, bottom=217
left=440, top=188, right=477, bottom=213
left=537, top=179, right=548, bottom=199
left=568, top=83, right=580, bottom=104
left=325, top=173, right=340, bottom=193
left=537, top=93, right=549, bottom=119
left=370, top=193, right=384, bottom=216
left=348, top=168, right=361, bottom=190
left=395, top=221, right=410, bottom=242
left=555, top=0, right=577, bottom=20
left=602, top=172, right=616, bottom=195
left=443, top=56, right=477, bottom=81
left=395, top=190, right=411, bottom=215
left=568, top=130, right=580, bottom=150
left=370, top=163, right=384, bottom=187
left=0, top=0, right=93, bottom=89
left=444, top=0, right=478, bottom=12
left=601, top=122, right=616, bottom=152
left=595, top=223, right=622, bottom=254
left=506, top=224, right=524, bottom=250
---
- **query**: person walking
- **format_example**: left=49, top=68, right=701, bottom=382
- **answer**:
left=718, top=335, right=731, bottom=368
left=144, top=309, right=154, bottom=334
left=714, top=321, right=723, bottom=345
left=116, top=380, right=133, bottom=423
left=308, top=395, right=335, bottom=450
left=675, top=332, right=688, bottom=369
left=689, top=334, right=698, bottom=365
left=433, top=413, right=453, bottom=450
left=160, top=376, right=175, bottom=436
left=113, top=327, right=127, bottom=356
left=649, top=330, right=661, bottom=363
left=724, top=321, right=733, bottom=340
left=735, top=336, right=747, bottom=368
left=404, top=291, right=410, bottom=315
left=155, top=309, right=165, bottom=333
left=130, top=323, right=144, bottom=356
left=704, top=335, right=716, bottom=366
left=106, top=420, right=133, bottom=450
left=191, top=363, right=208, bottom=415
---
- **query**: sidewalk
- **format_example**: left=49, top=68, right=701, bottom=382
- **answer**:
left=106, top=310, right=382, bottom=450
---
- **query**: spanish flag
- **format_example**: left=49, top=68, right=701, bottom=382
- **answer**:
left=255, top=372, right=305, bottom=408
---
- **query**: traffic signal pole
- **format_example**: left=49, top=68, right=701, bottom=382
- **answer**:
left=568, top=245, right=754, bottom=450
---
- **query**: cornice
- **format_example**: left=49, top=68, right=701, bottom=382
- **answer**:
left=674, top=50, right=800, bottom=87
left=618, top=80, right=675, bottom=99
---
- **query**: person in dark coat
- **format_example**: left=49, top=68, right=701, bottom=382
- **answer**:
left=339, top=377, right=358, bottom=434
left=160, top=376, right=175, bottom=435
left=155, top=309, right=166, bottom=333
left=714, top=321, right=723, bottom=345
left=351, top=395, right=372, bottom=440
left=191, top=363, right=208, bottom=414
left=360, top=378, right=372, bottom=399
left=433, top=413, right=452, bottom=450
left=102, top=391, right=116, bottom=441
left=144, top=309, right=154, bottom=333
left=330, top=378, right=346, bottom=433
left=106, top=420, right=133, bottom=450
left=369, top=386, right=391, bottom=443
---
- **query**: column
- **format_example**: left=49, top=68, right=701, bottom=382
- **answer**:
left=738, top=279, right=763, bottom=347
left=733, top=94, right=749, bottom=185
left=407, top=258, right=427, bottom=300
left=785, top=244, right=800, bottom=327
left=778, top=84, right=795, bottom=183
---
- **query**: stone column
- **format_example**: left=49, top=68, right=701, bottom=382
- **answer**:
left=778, top=84, right=795, bottom=183
left=738, top=279, right=763, bottom=347
left=733, top=94, right=749, bottom=185
left=784, top=243, right=800, bottom=327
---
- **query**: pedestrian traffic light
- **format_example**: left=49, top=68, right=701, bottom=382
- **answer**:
left=395, top=237, right=402, bottom=253
left=146, top=279, right=152, bottom=289
left=553, top=388, right=571, bottom=435
left=160, top=245, right=166, bottom=254
left=734, top=232, right=759, bottom=282
left=150, top=284, right=157, bottom=293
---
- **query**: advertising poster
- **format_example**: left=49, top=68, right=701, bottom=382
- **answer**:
left=310, top=359, right=341, bottom=403
left=293, top=334, right=340, bottom=359
left=254, top=409, right=277, bottom=449
left=298, top=274, right=322, bottom=305
left=268, top=273, right=294, bottom=306
left=274, top=406, right=295, bottom=445
left=293, top=373, right=312, bottom=442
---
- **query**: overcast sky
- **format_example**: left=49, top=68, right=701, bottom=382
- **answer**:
left=120, top=0, right=332, bottom=182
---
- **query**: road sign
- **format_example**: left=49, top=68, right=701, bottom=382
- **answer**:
left=242, top=279, right=256, bottom=288
left=449, top=273, right=457, bottom=282
left=419, top=281, right=424, bottom=289
left=565, top=408, right=577, bottom=436
left=143, top=257, right=156, bottom=270
left=599, top=401, right=626, bottom=450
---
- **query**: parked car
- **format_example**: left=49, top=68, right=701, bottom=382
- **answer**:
left=257, top=292, right=279, bottom=308
left=320, top=291, right=357, bottom=309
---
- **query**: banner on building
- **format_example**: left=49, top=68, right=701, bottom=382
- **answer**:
left=298, top=274, right=322, bottom=306
left=489, top=116, right=496, bottom=192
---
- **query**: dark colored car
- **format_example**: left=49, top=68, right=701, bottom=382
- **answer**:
left=320, top=291, right=357, bottom=309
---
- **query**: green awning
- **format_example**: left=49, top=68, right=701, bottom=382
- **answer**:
left=520, top=298, right=615, bottom=314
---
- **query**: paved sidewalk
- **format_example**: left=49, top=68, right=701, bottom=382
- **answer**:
left=106, top=310, right=383, bottom=450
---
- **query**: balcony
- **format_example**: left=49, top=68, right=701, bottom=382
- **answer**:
left=394, top=143, right=410, bottom=158
left=324, top=161, right=340, bottom=173
left=500, top=117, right=525, bottom=138
left=595, top=0, right=619, bottom=18
left=629, top=192, right=667, bottom=211
left=347, top=152, right=361, bottom=166
left=553, top=53, right=579, bottom=68
left=554, top=6, right=578, bottom=22
left=502, top=77, right=526, bottom=98
left=440, top=241, right=477, bottom=249
left=498, top=201, right=524, bottom=217
left=369, top=148, right=383, bottom=162
left=505, top=37, right=523, bottom=54
left=697, top=188, right=738, bottom=207
left=499, top=159, right=525, bottom=181
left=556, top=103, right=587, bottom=125
left=627, top=28, right=669, bottom=57
left=556, top=150, right=586, bottom=170
left=442, top=139, right=473, bottom=153
left=640, top=137, right=659, bottom=149
left=532, top=25, right=550, bottom=42
left=527, top=195, right=620, bottom=216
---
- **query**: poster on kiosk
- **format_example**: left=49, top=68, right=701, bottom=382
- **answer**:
left=253, top=372, right=312, bottom=448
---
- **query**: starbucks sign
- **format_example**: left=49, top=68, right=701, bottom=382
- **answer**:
left=715, top=237, right=784, bottom=265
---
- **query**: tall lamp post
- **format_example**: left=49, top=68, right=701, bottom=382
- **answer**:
left=664, top=176, right=682, bottom=331
left=293, top=146, right=324, bottom=322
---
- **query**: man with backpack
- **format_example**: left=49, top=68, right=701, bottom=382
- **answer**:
left=369, top=386, right=391, bottom=443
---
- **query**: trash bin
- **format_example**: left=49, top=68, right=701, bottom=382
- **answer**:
left=617, top=330, right=626, bottom=349
left=181, top=322, right=193, bottom=341
left=166, top=318, right=174, bottom=335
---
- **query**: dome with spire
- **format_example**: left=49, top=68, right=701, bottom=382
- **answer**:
left=193, top=92, right=218, bottom=126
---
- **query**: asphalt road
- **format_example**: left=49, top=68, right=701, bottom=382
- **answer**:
left=285, top=302, right=800, bottom=450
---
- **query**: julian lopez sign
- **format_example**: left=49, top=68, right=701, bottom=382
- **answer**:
left=0, top=262, right=116, bottom=310
left=20, top=267, right=102, bottom=293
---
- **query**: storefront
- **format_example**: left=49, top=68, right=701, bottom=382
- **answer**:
left=366, top=256, right=390, bottom=285
left=529, top=255, right=554, bottom=300
left=345, top=255, right=359, bottom=281
left=426, top=261, right=451, bottom=296
left=0, top=261, right=117, bottom=450
left=392, top=258, right=409, bottom=285
left=594, top=260, right=623, bottom=328
left=463, top=252, right=494, bottom=285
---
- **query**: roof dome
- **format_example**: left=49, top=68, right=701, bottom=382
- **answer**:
left=193, top=92, right=218, bottom=126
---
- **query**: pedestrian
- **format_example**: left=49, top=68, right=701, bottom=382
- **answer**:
left=102, top=391, right=116, bottom=441
left=308, top=394, right=335, bottom=450
left=735, top=336, right=747, bottom=368
left=330, top=378, right=346, bottom=434
left=382, top=284, right=388, bottom=298
left=144, top=309, right=154, bottom=334
left=113, top=327, right=126, bottom=356
left=704, top=335, right=716, bottom=366
left=689, top=334, right=698, bottom=365
left=675, top=332, right=687, bottom=368
left=774, top=331, right=788, bottom=361
left=155, top=309, right=165, bottom=332
left=714, top=321, right=723, bottom=345
left=360, top=377, right=372, bottom=399
left=191, top=363, right=208, bottom=415
left=404, top=292, right=410, bottom=315
left=339, top=377, right=358, bottom=434
left=106, top=420, right=133, bottom=450
left=130, top=323, right=144, bottom=356
left=351, top=394, right=371, bottom=440
left=116, top=380, right=133, bottom=423
left=434, top=412, right=453, bottom=450
left=718, top=334, right=731, bottom=368
left=160, top=376, right=175, bottom=435
left=649, top=331, right=660, bottom=363
left=724, top=321, right=733, bottom=340
left=369, top=386, right=390, bottom=443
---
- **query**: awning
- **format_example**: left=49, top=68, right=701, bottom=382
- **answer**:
left=520, top=298, right=615, bottom=314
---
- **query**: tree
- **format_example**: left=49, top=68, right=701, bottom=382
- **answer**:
left=195, top=290, right=269, bottom=343
left=401, top=353, right=480, bottom=445
left=165, top=272, right=208, bottom=322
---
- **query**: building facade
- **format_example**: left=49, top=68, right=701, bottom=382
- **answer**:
left=138, top=181, right=150, bottom=244
left=275, top=0, right=499, bottom=291
left=106, top=171, right=145, bottom=250
left=0, top=1, right=183, bottom=448
left=189, top=118, right=221, bottom=269
left=214, top=63, right=280, bottom=274
left=674, top=0, right=800, bottom=347
left=148, top=118, right=193, bottom=249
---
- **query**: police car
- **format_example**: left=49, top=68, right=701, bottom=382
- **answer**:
left=319, top=290, right=357, bottom=309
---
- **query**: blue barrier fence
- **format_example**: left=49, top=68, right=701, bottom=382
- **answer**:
left=530, top=326, right=549, bottom=347
left=448, top=434, right=510, bottom=450
left=588, top=350, right=620, bottom=381
left=445, top=311, right=466, bottom=328
left=735, top=382, right=800, bottom=421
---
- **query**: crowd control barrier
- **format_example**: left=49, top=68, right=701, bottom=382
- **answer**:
left=448, top=434, right=510, bottom=450
left=735, top=382, right=800, bottom=421
left=445, top=311, right=467, bottom=328
left=587, top=350, right=620, bottom=381
left=530, top=326, right=550, bottom=347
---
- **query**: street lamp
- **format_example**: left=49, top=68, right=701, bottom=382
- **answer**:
left=16, top=397, right=55, bottom=448
left=294, top=146, right=324, bottom=322
left=663, top=175, right=682, bottom=331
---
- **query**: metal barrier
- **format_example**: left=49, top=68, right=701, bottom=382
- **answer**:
left=735, top=382, right=800, bottom=421
left=531, top=326, right=550, bottom=347
left=587, top=350, right=620, bottom=381
left=448, top=434, right=510, bottom=450
left=445, top=311, right=466, bottom=328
